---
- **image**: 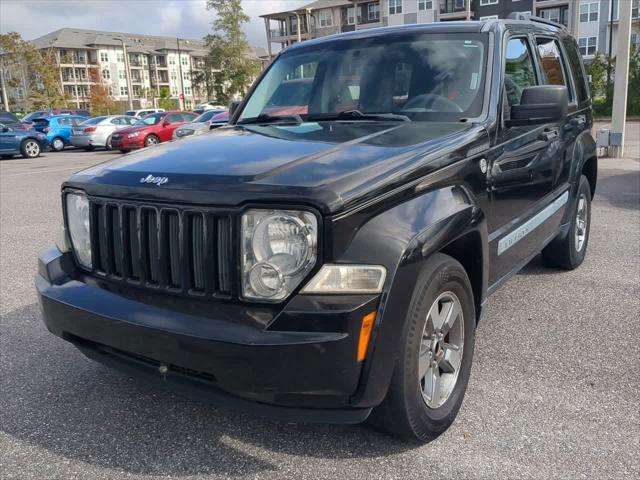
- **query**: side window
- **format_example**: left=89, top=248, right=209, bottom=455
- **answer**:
left=561, top=37, right=590, bottom=103
left=165, top=114, right=182, bottom=123
left=535, top=37, right=574, bottom=101
left=504, top=38, right=537, bottom=107
left=70, top=118, right=83, bottom=126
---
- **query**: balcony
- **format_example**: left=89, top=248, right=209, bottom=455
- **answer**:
left=439, top=0, right=471, bottom=20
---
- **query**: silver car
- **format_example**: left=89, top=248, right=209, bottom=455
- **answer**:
left=70, top=115, right=137, bottom=150
left=173, top=110, right=227, bottom=140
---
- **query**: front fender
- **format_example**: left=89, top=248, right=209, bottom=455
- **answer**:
left=330, top=185, right=487, bottom=408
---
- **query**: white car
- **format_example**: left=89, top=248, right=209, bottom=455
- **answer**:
left=196, top=102, right=226, bottom=111
left=123, top=108, right=165, bottom=118
left=70, top=115, right=138, bottom=150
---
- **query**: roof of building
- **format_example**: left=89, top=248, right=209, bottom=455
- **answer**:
left=261, top=0, right=350, bottom=19
left=30, top=28, right=268, bottom=59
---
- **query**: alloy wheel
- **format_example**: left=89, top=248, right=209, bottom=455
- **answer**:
left=575, top=193, right=588, bottom=252
left=52, top=138, right=64, bottom=151
left=25, top=141, right=40, bottom=157
left=419, top=291, right=464, bottom=409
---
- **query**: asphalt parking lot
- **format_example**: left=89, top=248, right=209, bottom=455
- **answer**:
left=1, top=125, right=639, bottom=480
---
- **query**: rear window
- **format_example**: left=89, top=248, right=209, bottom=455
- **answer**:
left=33, top=119, right=50, bottom=126
left=136, top=113, right=164, bottom=125
left=81, top=116, right=107, bottom=125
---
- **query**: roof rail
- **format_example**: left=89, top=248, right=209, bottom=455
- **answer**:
left=506, top=12, right=567, bottom=31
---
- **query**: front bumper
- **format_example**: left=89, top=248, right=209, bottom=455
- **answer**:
left=36, top=247, right=377, bottom=423
left=111, top=135, right=144, bottom=150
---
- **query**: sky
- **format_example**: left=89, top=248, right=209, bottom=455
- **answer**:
left=0, top=0, right=308, bottom=48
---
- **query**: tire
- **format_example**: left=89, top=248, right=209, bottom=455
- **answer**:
left=144, top=134, right=160, bottom=147
left=21, top=139, right=41, bottom=158
left=119, top=149, right=130, bottom=154
left=83, top=146, right=94, bottom=151
left=1, top=154, right=13, bottom=159
left=368, top=253, right=476, bottom=442
left=542, top=175, right=592, bottom=270
left=51, top=137, right=65, bottom=151
left=105, top=135, right=113, bottom=151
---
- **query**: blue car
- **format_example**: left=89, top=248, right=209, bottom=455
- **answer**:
left=33, top=115, right=87, bottom=151
left=0, top=122, right=49, bottom=159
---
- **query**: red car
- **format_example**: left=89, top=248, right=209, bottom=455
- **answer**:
left=110, top=111, right=198, bottom=152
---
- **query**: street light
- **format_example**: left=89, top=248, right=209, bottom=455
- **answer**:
left=113, top=37, right=134, bottom=110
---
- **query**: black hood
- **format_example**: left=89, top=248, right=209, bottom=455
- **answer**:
left=66, top=121, right=487, bottom=213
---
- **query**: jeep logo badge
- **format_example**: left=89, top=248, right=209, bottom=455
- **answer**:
left=139, top=174, right=168, bottom=186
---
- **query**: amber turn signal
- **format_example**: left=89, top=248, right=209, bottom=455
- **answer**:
left=357, top=312, right=376, bottom=362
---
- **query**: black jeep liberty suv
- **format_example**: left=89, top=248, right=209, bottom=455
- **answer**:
left=37, top=17, right=596, bottom=442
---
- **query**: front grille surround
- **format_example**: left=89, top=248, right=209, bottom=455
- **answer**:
left=82, top=196, right=235, bottom=299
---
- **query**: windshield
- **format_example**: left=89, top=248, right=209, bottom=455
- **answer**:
left=194, top=110, right=218, bottom=123
left=239, top=33, right=487, bottom=123
left=22, top=112, right=45, bottom=123
left=135, top=113, right=164, bottom=125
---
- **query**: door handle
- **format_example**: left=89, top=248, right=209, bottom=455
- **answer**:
left=539, top=128, right=559, bottom=142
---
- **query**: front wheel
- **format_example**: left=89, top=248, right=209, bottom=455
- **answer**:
left=105, top=135, right=113, bottom=150
left=51, top=137, right=65, bottom=152
left=21, top=139, right=41, bottom=158
left=542, top=175, right=592, bottom=270
left=369, top=253, right=475, bottom=442
left=144, top=134, right=160, bottom=147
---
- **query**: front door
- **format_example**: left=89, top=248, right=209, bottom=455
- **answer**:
left=487, top=36, right=565, bottom=286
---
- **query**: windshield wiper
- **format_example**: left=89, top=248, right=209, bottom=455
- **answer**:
left=307, top=110, right=411, bottom=122
left=238, top=114, right=303, bottom=125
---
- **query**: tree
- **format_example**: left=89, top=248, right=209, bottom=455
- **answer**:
left=88, top=69, right=115, bottom=115
left=627, top=47, right=640, bottom=116
left=0, top=32, right=68, bottom=111
left=158, top=86, right=177, bottom=110
left=193, top=0, right=261, bottom=105
left=585, top=51, right=608, bottom=98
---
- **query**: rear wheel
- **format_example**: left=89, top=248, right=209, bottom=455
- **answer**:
left=542, top=175, right=592, bottom=270
left=119, top=149, right=130, bottom=154
left=21, top=139, right=41, bottom=158
left=51, top=137, right=65, bottom=152
left=144, top=134, right=160, bottom=147
left=105, top=135, right=113, bottom=150
left=369, top=253, right=475, bottom=442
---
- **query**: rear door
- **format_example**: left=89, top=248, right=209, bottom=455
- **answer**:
left=0, top=123, right=15, bottom=151
left=487, top=35, right=566, bottom=286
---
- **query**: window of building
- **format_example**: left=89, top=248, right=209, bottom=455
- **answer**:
left=318, top=9, right=333, bottom=27
left=536, top=37, right=573, bottom=101
left=117, top=52, right=124, bottom=63
left=504, top=38, right=537, bottom=106
left=633, top=0, right=639, bottom=19
left=578, top=36, right=597, bottom=56
left=118, top=70, right=126, bottom=80
left=171, top=87, right=178, bottom=96
left=368, top=3, right=380, bottom=20
left=169, top=56, right=176, bottom=65
left=183, top=71, right=190, bottom=80
left=102, top=69, right=110, bottom=80
left=541, top=7, right=560, bottom=23
left=632, top=33, right=638, bottom=49
left=579, top=2, right=598, bottom=23
left=181, top=56, right=188, bottom=65
left=120, top=86, right=128, bottom=96
left=418, top=0, right=433, bottom=10
left=185, top=86, right=191, bottom=95
left=347, top=6, right=356, bottom=24
left=100, top=52, right=109, bottom=62
left=170, top=71, right=177, bottom=80
left=389, top=0, right=402, bottom=15
left=480, top=0, right=498, bottom=5
left=480, top=15, right=499, bottom=20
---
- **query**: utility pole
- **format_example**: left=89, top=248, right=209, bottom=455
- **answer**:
left=0, top=58, right=9, bottom=111
left=605, top=0, right=615, bottom=103
left=177, top=37, right=185, bottom=110
left=114, top=37, right=134, bottom=110
left=610, top=0, right=632, bottom=157
left=569, top=0, right=580, bottom=37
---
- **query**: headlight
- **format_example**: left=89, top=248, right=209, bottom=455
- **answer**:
left=127, top=132, right=139, bottom=139
left=301, top=265, right=386, bottom=294
left=65, top=192, right=91, bottom=268
left=175, top=129, right=193, bottom=138
left=242, top=209, right=317, bottom=301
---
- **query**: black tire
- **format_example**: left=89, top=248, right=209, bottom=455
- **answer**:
left=105, top=135, right=113, bottom=151
left=1, top=154, right=13, bottom=159
left=83, top=146, right=94, bottom=151
left=144, top=134, right=160, bottom=147
left=368, top=253, right=475, bottom=442
left=51, top=137, right=65, bottom=152
left=20, top=139, right=41, bottom=158
left=119, top=149, right=130, bottom=154
left=542, top=175, right=592, bottom=270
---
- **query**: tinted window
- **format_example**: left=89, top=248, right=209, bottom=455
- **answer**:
left=165, top=113, right=183, bottom=123
left=240, top=33, right=488, bottom=122
left=136, top=113, right=163, bottom=125
left=536, top=37, right=573, bottom=101
left=57, top=118, right=73, bottom=126
left=561, top=37, right=590, bottom=102
left=504, top=38, right=537, bottom=106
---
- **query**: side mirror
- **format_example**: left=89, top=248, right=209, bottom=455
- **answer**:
left=229, top=100, right=241, bottom=118
left=162, top=120, right=171, bottom=127
left=506, top=85, right=568, bottom=127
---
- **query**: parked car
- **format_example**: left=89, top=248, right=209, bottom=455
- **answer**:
left=123, top=108, right=165, bottom=118
left=22, top=109, right=90, bottom=124
left=173, top=109, right=228, bottom=139
left=110, top=111, right=198, bottom=152
left=0, top=122, right=49, bottom=158
left=196, top=101, right=226, bottom=111
left=0, top=111, right=32, bottom=131
left=32, top=115, right=88, bottom=151
left=70, top=115, right=137, bottom=151
left=37, top=18, right=597, bottom=442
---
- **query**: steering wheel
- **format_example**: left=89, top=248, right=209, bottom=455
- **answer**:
left=402, top=93, right=464, bottom=113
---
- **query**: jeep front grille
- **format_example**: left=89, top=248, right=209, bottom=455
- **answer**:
left=88, top=199, right=233, bottom=297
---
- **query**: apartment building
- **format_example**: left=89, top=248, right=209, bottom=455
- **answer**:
left=24, top=28, right=267, bottom=111
left=263, top=0, right=639, bottom=62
